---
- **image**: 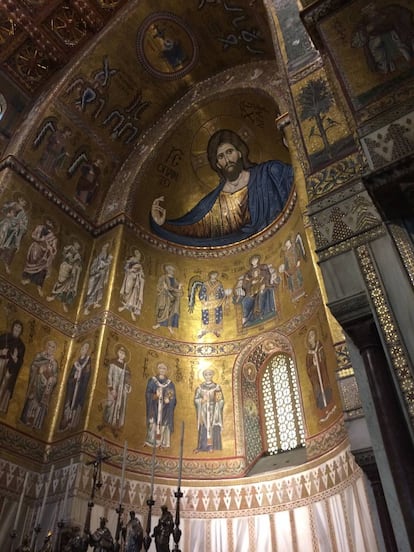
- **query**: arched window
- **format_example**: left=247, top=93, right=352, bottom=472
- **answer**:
left=261, top=353, right=305, bottom=454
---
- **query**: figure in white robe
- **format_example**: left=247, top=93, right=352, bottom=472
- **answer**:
left=118, top=249, right=145, bottom=321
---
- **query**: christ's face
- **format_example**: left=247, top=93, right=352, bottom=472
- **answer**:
left=216, top=142, right=243, bottom=182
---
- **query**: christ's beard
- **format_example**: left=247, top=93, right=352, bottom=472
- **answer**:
left=223, top=158, right=243, bottom=181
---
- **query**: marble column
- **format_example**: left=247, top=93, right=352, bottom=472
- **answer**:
left=354, top=448, right=397, bottom=552
left=344, top=316, right=414, bottom=550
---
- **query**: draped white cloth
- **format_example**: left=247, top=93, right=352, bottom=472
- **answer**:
left=2, top=453, right=380, bottom=552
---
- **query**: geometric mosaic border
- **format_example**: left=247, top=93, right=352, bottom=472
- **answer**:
left=356, top=244, right=414, bottom=422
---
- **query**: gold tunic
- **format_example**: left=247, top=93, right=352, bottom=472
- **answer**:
left=164, top=187, right=250, bottom=239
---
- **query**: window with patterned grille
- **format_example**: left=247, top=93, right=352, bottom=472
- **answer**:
left=261, top=354, right=305, bottom=455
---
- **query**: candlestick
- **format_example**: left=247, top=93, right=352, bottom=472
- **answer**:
left=61, top=459, right=73, bottom=521
left=150, top=441, right=156, bottom=498
left=14, top=471, right=29, bottom=532
left=178, top=421, right=184, bottom=489
left=173, top=422, right=184, bottom=552
left=37, top=464, right=55, bottom=528
left=120, top=441, right=127, bottom=502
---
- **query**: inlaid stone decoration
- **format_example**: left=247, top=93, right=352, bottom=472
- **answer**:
left=361, top=110, right=414, bottom=170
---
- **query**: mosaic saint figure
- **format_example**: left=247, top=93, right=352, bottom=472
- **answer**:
left=75, top=157, right=104, bottom=206
left=83, top=242, right=113, bottom=315
left=0, top=320, right=25, bottom=413
left=188, top=271, right=228, bottom=338
left=59, top=342, right=92, bottom=431
left=122, top=511, right=143, bottom=552
left=39, top=125, right=72, bottom=174
left=100, top=345, right=131, bottom=437
left=279, top=233, right=306, bottom=303
left=351, top=3, right=414, bottom=74
left=145, top=362, right=176, bottom=448
left=47, top=241, right=83, bottom=312
left=234, top=254, right=279, bottom=327
left=153, top=264, right=183, bottom=334
left=194, top=368, right=224, bottom=452
left=151, top=129, right=293, bottom=246
left=305, top=329, right=333, bottom=413
left=153, top=505, right=173, bottom=552
left=118, top=249, right=145, bottom=321
left=21, top=218, right=58, bottom=296
left=0, top=196, right=28, bottom=274
left=20, top=339, right=59, bottom=429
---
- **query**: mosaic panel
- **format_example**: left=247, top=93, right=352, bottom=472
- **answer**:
left=310, top=191, right=381, bottom=250
left=361, top=110, right=414, bottom=170
left=306, top=153, right=364, bottom=201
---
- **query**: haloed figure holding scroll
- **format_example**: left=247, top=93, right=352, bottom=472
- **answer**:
left=20, top=340, right=59, bottom=429
left=60, top=342, right=92, bottom=431
left=100, top=345, right=131, bottom=437
left=306, top=328, right=333, bottom=414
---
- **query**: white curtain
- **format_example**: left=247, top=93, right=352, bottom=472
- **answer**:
left=293, top=506, right=314, bottom=552
left=275, top=509, right=294, bottom=552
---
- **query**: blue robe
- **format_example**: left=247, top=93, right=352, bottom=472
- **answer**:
left=150, top=160, right=294, bottom=246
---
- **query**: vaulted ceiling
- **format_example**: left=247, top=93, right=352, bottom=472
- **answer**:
left=1, top=1, right=292, bottom=227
